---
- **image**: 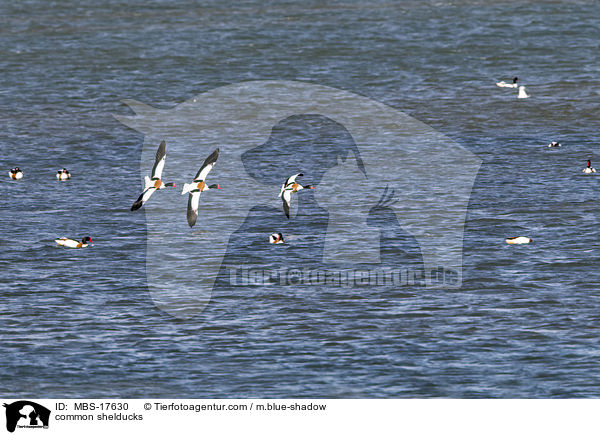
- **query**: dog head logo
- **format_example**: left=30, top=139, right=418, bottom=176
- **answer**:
left=115, top=80, right=481, bottom=319
left=3, top=401, right=50, bottom=433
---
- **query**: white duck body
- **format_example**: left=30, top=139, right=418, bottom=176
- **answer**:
left=505, top=236, right=533, bottom=245
left=548, top=142, right=561, bottom=147
left=518, top=86, right=529, bottom=98
left=496, top=77, right=519, bottom=88
left=55, top=237, right=92, bottom=248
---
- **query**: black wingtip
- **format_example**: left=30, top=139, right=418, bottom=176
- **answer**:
left=155, top=141, right=167, bottom=161
left=131, top=201, right=143, bottom=211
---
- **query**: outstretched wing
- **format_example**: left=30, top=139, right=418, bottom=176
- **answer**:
left=131, top=188, right=155, bottom=211
left=187, top=192, right=201, bottom=227
left=282, top=190, right=292, bottom=219
left=194, top=148, right=219, bottom=182
left=151, top=140, right=167, bottom=179
left=279, top=173, right=302, bottom=197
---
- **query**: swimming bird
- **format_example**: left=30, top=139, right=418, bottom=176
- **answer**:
left=181, top=148, right=221, bottom=227
left=55, top=236, right=93, bottom=248
left=278, top=173, right=314, bottom=219
left=548, top=141, right=561, bottom=147
left=506, top=236, right=533, bottom=244
left=496, top=77, right=519, bottom=88
left=56, top=168, right=71, bottom=180
left=269, top=233, right=285, bottom=244
left=131, top=140, right=176, bottom=211
left=8, top=167, right=23, bottom=180
left=583, top=160, right=596, bottom=173
left=518, top=86, right=529, bottom=99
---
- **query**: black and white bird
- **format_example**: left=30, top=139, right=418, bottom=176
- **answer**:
left=548, top=141, right=561, bottom=147
left=278, top=173, right=314, bottom=219
left=131, top=140, right=176, bottom=211
left=8, top=167, right=23, bottom=180
left=269, top=233, right=285, bottom=244
left=583, top=160, right=596, bottom=174
left=496, top=77, right=519, bottom=88
left=181, top=148, right=221, bottom=227
left=55, top=236, right=93, bottom=248
left=56, top=168, right=71, bottom=180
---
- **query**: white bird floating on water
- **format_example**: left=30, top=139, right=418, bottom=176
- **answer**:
left=56, top=168, right=71, bottom=180
left=8, top=167, right=23, bottom=180
left=548, top=141, right=561, bottom=147
left=583, top=160, right=596, bottom=174
left=518, top=86, right=530, bottom=99
left=496, top=77, right=519, bottom=88
left=506, top=236, right=533, bottom=245
left=269, top=233, right=284, bottom=244
left=55, top=236, right=93, bottom=248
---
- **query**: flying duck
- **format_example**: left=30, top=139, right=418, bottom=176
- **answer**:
left=56, top=168, right=71, bottom=180
left=548, top=141, right=561, bottom=147
left=8, top=167, right=23, bottom=180
left=269, top=233, right=285, bottom=244
left=583, top=160, right=596, bottom=174
left=181, top=148, right=221, bottom=227
left=55, top=236, right=93, bottom=248
left=505, top=236, right=533, bottom=244
left=131, top=140, right=176, bottom=211
left=278, top=173, right=314, bottom=219
left=496, top=77, right=519, bottom=88
left=517, top=86, right=530, bottom=99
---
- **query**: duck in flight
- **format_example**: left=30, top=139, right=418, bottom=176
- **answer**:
left=496, top=77, right=519, bottom=88
left=278, top=173, right=314, bottom=219
left=131, top=140, right=176, bottom=211
left=181, top=148, right=221, bottom=227
left=55, top=236, right=93, bottom=248
left=583, top=160, right=596, bottom=174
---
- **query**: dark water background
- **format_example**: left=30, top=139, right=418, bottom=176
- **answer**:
left=1, top=0, right=600, bottom=397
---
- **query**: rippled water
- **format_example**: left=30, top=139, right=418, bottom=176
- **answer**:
left=1, top=0, right=600, bottom=398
